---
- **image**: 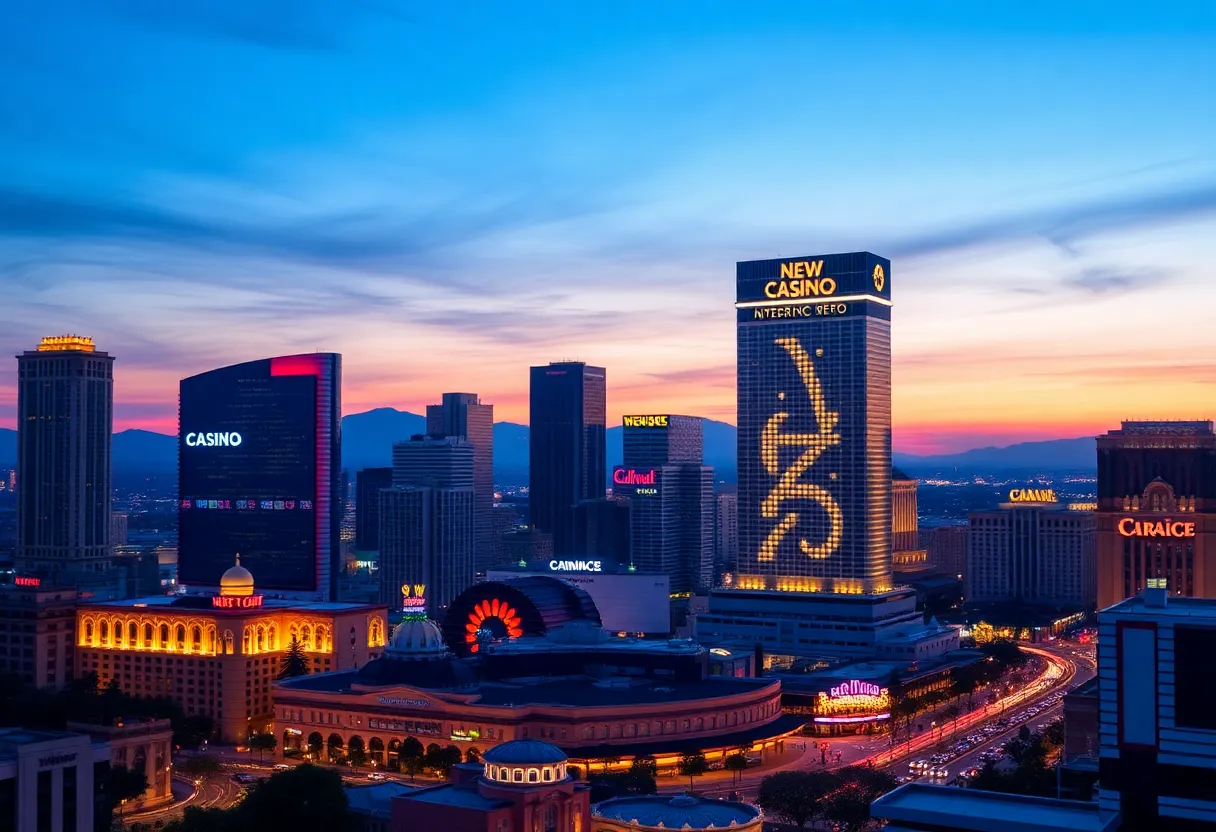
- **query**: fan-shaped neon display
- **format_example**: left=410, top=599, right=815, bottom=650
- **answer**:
left=465, top=597, right=523, bottom=652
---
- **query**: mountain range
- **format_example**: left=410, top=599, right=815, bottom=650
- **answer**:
left=0, top=409, right=1098, bottom=480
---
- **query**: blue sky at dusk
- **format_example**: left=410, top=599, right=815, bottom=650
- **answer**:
left=1, top=1, right=1214, bottom=452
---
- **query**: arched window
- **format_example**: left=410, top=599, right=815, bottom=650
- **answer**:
left=528, top=769, right=538, bottom=783
left=301, top=625, right=312, bottom=651
left=542, top=767, right=552, bottom=782
left=192, top=626, right=202, bottom=651
left=243, top=627, right=251, bottom=654
left=128, top=621, right=138, bottom=645
left=83, top=619, right=94, bottom=644
left=160, top=624, right=169, bottom=646
left=224, top=631, right=234, bottom=655
left=513, top=769, right=523, bottom=782
left=100, top=621, right=109, bottom=644
left=256, top=626, right=265, bottom=652
left=267, top=625, right=277, bottom=651
left=144, top=623, right=153, bottom=646
left=542, top=803, right=558, bottom=832
left=175, top=625, right=186, bottom=650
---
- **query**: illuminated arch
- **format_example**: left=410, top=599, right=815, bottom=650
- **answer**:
left=441, top=577, right=601, bottom=657
left=267, top=624, right=278, bottom=651
left=464, top=598, right=523, bottom=653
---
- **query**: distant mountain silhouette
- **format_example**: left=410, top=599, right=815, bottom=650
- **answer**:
left=0, top=417, right=1098, bottom=480
left=893, top=436, right=1097, bottom=472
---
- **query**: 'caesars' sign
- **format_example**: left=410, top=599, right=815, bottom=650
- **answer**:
left=185, top=432, right=242, bottom=447
left=1118, top=518, right=1196, bottom=539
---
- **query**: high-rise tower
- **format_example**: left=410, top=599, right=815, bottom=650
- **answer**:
left=177, top=353, right=342, bottom=600
left=693, top=253, right=950, bottom=663
left=16, top=336, right=114, bottom=582
left=427, top=393, right=494, bottom=575
left=735, top=252, right=893, bottom=594
left=529, top=362, right=606, bottom=554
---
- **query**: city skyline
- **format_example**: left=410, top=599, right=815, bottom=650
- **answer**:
left=2, top=3, right=1215, bottom=454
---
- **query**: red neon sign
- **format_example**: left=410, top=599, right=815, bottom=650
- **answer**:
left=613, top=468, right=656, bottom=486
left=14, top=576, right=40, bottom=587
left=212, top=595, right=264, bottom=610
left=465, top=598, right=523, bottom=653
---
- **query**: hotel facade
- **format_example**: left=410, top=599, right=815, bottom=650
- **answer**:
left=74, top=561, right=387, bottom=742
left=1096, top=420, right=1216, bottom=608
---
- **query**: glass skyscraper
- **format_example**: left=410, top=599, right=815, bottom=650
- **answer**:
left=178, top=353, right=341, bottom=600
left=735, top=252, right=893, bottom=594
left=16, top=336, right=114, bottom=583
left=426, top=392, right=494, bottom=576
left=528, top=362, right=606, bottom=554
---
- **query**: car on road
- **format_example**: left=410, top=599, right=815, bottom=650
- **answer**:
left=232, top=774, right=259, bottom=785
left=273, top=764, right=290, bottom=771
left=367, top=773, right=387, bottom=781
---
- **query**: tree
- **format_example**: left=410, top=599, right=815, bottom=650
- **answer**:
left=588, top=771, right=656, bottom=803
left=104, top=764, right=150, bottom=820
left=567, top=765, right=582, bottom=781
left=401, top=736, right=425, bottom=763
left=465, top=746, right=481, bottom=763
left=630, top=755, right=657, bottom=779
left=164, top=806, right=229, bottom=832
left=756, top=770, right=836, bottom=829
left=307, top=734, right=324, bottom=758
left=348, top=743, right=368, bottom=768
left=599, top=754, right=622, bottom=775
left=425, top=743, right=462, bottom=777
left=724, top=752, right=749, bottom=785
left=677, top=751, right=709, bottom=792
left=277, top=636, right=310, bottom=679
left=249, top=733, right=276, bottom=762
left=442, top=745, right=463, bottom=776
left=822, top=782, right=877, bottom=832
left=240, top=765, right=349, bottom=832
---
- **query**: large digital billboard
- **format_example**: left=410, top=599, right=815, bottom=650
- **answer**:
left=735, top=252, right=893, bottom=595
left=178, top=354, right=340, bottom=598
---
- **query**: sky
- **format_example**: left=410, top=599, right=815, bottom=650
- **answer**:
left=1, top=1, right=1214, bottom=454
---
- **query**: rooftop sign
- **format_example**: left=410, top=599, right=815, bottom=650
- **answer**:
left=212, top=595, right=264, bottom=609
left=623, top=415, right=668, bottom=428
left=1119, top=518, right=1195, bottom=539
left=1008, top=489, right=1057, bottom=503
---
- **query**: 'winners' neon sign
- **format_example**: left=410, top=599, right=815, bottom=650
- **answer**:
left=759, top=338, right=842, bottom=563
left=401, top=584, right=427, bottom=609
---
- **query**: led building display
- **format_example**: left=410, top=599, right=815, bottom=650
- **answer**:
left=178, top=354, right=341, bottom=599
left=735, top=252, right=893, bottom=594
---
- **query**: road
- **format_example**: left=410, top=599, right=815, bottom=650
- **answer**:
left=676, top=640, right=1094, bottom=801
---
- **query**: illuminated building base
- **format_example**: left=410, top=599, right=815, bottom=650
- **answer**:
left=695, top=587, right=959, bottom=662
left=729, top=573, right=893, bottom=594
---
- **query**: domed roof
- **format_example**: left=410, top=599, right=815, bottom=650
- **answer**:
left=385, top=616, right=448, bottom=658
left=219, top=555, right=254, bottom=597
left=593, top=794, right=762, bottom=829
left=482, top=740, right=567, bottom=765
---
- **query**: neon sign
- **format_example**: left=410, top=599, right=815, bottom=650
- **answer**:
left=764, top=260, right=838, bottom=300
left=185, top=432, right=243, bottom=448
left=549, top=560, right=601, bottom=572
left=759, top=338, right=842, bottom=564
left=212, top=595, right=264, bottom=609
left=14, top=576, right=40, bottom=587
left=401, top=584, right=427, bottom=608
left=1118, top=518, right=1195, bottom=538
left=830, top=680, right=881, bottom=698
left=623, top=415, right=669, bottom=428
left=1008, top=489, right=1056, bottom=503
left=465, top=598, right=523, bottom=653
left=614, top=468, right=656, bottom=486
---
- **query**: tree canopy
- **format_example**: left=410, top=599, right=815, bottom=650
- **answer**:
left=277, top=636, right=310, bottom=679
left=164, top=764, right=348, bottom=832
left=757, top=767, right=896, bottom=830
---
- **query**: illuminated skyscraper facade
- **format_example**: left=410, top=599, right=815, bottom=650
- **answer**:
left=735, top=252, right=893, bottom=594
left=16, top=336, right=114, bottom=582
left=177, top=353, right=341, bottom=601
left=1095, top=420, right=1216, bottom=607
left=529, top=362, right=606, bottom=554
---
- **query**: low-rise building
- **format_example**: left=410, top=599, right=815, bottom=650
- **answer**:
left=67, top=717, right=173, bottom=812
left=0, top=582, right=76, bottom=691
left=0, top=728, right=111, bottom=832
left=74, top=560, right=387, bottom=742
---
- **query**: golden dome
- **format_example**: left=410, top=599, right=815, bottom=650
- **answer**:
left=219, top=555, right=255, bottom=597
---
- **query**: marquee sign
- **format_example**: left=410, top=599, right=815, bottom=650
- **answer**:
left=623, top=415, right=669, bottom=428
left=1008, top=489, right=1057, bottom=503
left=1119, top=518, right=1196, bottom=539
left=212, top=595, right=264, bottom=609
left=549, top=559, right=601, bottom=572
left=401, top=584, right=427, bottom=609
left=814, top=680, right=891, bottom=724
left=829, top=680, right=881, bottom=699
left=14, top=576, right=40, bottom=587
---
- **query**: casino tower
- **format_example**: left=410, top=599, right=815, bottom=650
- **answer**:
left=695, top=254, right=959, bottom=663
